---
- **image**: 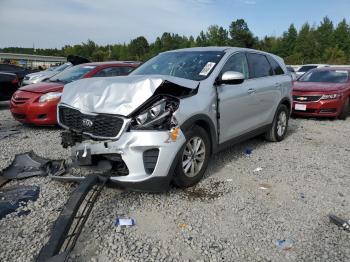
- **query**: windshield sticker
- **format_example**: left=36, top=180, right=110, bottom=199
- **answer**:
left=199, top=62, right=216, bottom=76
left=82, top=66, right=96, bottom=69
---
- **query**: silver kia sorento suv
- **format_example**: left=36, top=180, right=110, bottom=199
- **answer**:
left=57, top=47, right=292, bottom=192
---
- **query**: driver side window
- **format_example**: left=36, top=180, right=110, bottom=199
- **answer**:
left=221, top=53, right=249, bottom=79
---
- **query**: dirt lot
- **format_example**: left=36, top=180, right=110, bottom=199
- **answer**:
left=0, top=101, right=349, bottom=262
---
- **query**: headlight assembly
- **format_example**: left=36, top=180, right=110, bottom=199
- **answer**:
left=38, top=92, right=62, bottom=103
left=131, top=96, right=179, bottom=130
left=320, top=94, right=341, bottom=100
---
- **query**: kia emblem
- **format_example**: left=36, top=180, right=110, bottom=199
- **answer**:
left=82, top=119, right=93, bottom=128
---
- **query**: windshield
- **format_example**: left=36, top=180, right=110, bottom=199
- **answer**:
left=297, top=65, right=317, bottom=72
left=53, top=62, right=72, bottom=72
left=130, top=51, right=224, bottom=81
left=298, top=70, right=349, bottom=83
left=49, top=65, right=96, bottom=83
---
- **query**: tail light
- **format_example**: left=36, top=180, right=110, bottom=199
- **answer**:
left=11, top=77, right=19, bottom=86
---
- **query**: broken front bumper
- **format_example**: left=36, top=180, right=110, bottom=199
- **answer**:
left=54, top=130, right=186, bottom=192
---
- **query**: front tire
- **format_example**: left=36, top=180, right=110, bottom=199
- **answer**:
left=338, top=97, right=349, bottom=120
left=265, top=104, right=289, bottom=142
left=173, top=126, right=211, bottom=188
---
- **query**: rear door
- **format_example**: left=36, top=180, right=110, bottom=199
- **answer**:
left=246, top=52, right=280, bottom=126
left=218, top=52, right=259, bottom=143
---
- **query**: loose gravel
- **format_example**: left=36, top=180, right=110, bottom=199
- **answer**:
left=0, top=101, right=349, bottom=262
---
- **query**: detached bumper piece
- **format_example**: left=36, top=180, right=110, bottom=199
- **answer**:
left=37, top=175, right=108, bottom=262
left=0, top=185, right=40, bottom=219
left=0, top=151, right=67, bottom=181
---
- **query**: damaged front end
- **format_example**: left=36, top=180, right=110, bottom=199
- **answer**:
left=56, top=75, right=197, bottom=191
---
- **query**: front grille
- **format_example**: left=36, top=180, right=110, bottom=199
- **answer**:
left=12, top=97, right=29, bottom=105
left=143, top=149, right=159, bottom=174
left=293, top=95, right=322, bottom=102
left=59, top=106, right=125, bottom=138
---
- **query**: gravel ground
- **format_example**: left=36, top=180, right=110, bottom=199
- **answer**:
left=0, top=100, right=349, bottom=262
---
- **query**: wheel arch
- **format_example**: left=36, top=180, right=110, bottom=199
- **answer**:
left=180, top=114, right=217, bottom=155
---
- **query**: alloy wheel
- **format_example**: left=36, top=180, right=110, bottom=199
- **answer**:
left=182, top=136, right=206, bottom=178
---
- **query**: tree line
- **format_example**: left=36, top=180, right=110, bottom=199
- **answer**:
left=2, top=17, right=350, bottom=65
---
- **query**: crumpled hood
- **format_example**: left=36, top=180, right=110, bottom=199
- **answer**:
left=60, top=75, right=199, bottom=116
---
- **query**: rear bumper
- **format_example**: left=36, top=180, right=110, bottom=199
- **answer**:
left=54, top=129, right=186, bottom=192
left=10, top=94, right=59, bottom=125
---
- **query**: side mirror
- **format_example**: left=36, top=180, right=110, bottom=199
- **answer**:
left=217, top=71, right=245, bottom=85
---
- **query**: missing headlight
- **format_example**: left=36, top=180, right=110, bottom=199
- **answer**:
left=130, top=96, right=179, bottom=130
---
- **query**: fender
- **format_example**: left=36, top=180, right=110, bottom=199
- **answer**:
left=180, top=114, right=218, bottom=155
left=278, top=97, right=292, bottom=116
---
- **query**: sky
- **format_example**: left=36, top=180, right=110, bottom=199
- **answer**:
left=1, top=0, right=350, bottom=48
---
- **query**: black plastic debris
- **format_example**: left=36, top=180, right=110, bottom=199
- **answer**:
left=0, top=185, right=40, bottom=219
left=37, top=175, right=107, bottom=262
left=329, top=214, right=350, bottom=232
left=0, top=129, right=20, bottom=140
left=0, top=151, right=67, bottom=180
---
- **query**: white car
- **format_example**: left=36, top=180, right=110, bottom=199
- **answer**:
left=296, top=64, right=329, bottom=77
left=22, top=62, right=72, bottom=86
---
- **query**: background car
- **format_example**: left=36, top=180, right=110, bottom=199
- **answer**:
left=293, top=67, right=350, bottom=119
left=22, top=62, right=72, bottom=86
left=296, top=64, right=329, bottom=77
left=0, top=72, right=19, bottom=101
left=0, top=63, right=33, bottom=85
left=10, top=61, right=140, bottom=125
left=286, top=66, right=297, bottom=80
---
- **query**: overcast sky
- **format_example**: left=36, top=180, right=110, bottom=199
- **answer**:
left=1, top=0, right=350, bottom=48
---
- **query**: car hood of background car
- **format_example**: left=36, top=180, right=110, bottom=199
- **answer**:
left=293, top=81, right=348, bottom=92
left=60, top=75, right=199, bottom=116
left=19, top=82, right=64, bottom=93
left=26, top=70, right=57, bottom=79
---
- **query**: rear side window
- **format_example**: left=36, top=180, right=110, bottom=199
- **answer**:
left=267, top=56, right=285, bottom=75
left=246, top=53, right=273, bottom=78
left=94, top=66, right=134, bottom=77
left=221, top=52, right=249, bottom=79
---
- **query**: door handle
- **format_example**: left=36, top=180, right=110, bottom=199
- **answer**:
left=274, top=83, right=281, bottom=87
left=247, top=88, right=256, bottom=94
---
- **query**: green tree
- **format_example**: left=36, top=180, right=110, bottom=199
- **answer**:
left=229, top=19, right=256, bottom=47
left=323, top=46, right=347, bottom=64
left=295, top=23, right=319, bottom=63
left=334, top=19, right=350, bottom=61
left=315, top=17, right=335, bottom=55
left=205, top=25, right=228, bottom=46
left=129, top=36, right=149, bottom=60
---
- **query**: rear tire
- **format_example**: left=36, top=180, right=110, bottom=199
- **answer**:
left=265, top=104, right=289, bottom=142
left=338, top=97, right=349, bottom=120
left=173, top=126, right=211, bottom=188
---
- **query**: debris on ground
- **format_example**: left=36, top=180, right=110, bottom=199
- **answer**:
left=37, top=175, right=107, bottom=262
left=115, top=218, right=136, bottom=226
left=244, top=148, right=253, bottom=156
left=329, top=214, right=350, bottom=232
left=0, top=185, right=40, bottom=219
left=259, top=183, right=272, bottom=190
left=300, top=192, right=305, bottom=199
left=253, top=167, right=263, bottom=173
left=0, top=151, right=66, bottom=180
left=275, top=238, right=295, bottom=250
left=0, top=129, right=20, bottom=140
left=179, top=223, right=189, bottom=230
